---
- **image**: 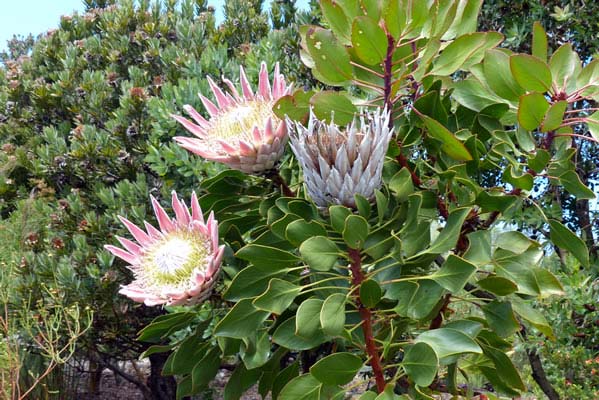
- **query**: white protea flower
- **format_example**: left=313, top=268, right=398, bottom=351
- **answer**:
left=289, top=108, right=393, bottom=208
left=172, top=62, right=293, bottom=173
left=104, top=192, right=225, bottom=306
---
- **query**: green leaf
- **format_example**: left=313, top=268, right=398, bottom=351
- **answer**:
left=236, top=244, right=300, bottom=268
left=253, top=278, right=302, bottom=315
left=483, top=49, right=524, bottom=102
left=224, top=363, right=262, bottom=400
left=549, top=219, right=590, bottom=267
left=305, top=27, right=352, bottom=85
left=274, top=89, right=314, bottom=124
left=477, top=276, right=517, bottom=296
left=296, top=298, right=324, bottom=338
left=482, top=300, right=520, bottom=338
left=430, top=32, right=503, bottom=76
left=425, top=207, right=472, bottom=255
left=300, top=236, right=339, bottom=272
left=549, top=43, right=581, bottom=91
left=273, top=362, right=300, bottom=399
left=496, top=231, right=537, bottom=254
left=431, top=255, right=477, bottom=293
left=510, top=54, right=552, bottom=92
left=320, top=293, right=347, bottom=336
left=214, top=299, right=269, bottom=339
left=402, top=342, right=438, bottom=387
left=310, top=90, right=357, bottom=126
left=360, top=279, right=382, bottom=308
left=279, top=374, right=321, bottom=400
left=540, top=100, right=567, bottom=132
left=481, top=344, right=526, bottom=392
left=191, top=346, right=221, bottom=392
left=415, top=328, right=482, bottom=360
left=531, top=22, right=547, bottom=62
left=586, top=111, right=599, bottom=142
left=343, top=215, right=370, bottom=249
left=517, top=92, right=550, bottom=131
left=240, top=329, right=271, bottom=370
left=511, top=298, right=554, bottom=339
left=528, top=149, right=551, bottom=173
left=224, top=265, right=288, bottom=301
left=310, top=353, right=363, bottom=386
left=286, top=220, right=328, bottom=247
left=351, top=16, right=387, bottom=65
left=273, top=317, right=327, bottom=351
left=559, top=170, right=597, bottom=200
left=137, top=312, right=196, bottom=342
left=388, top=168, right=414, bottom=202
left=577, top=60, right=599, bottom=97
left=354, top=194, right=372, bottom=219
left=418, top=113, right=473, bottom=161
left=389, top=280, right=446, bottom=320
left=329, top=205, right=352, bottom=233
left=503, top=166, right=534, bottom=191
left=319, top=0, right=352, bottom=45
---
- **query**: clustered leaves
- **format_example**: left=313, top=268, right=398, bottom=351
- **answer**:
left=1, top=0, right=598, bottom=399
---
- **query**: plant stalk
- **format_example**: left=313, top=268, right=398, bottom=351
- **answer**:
left=348, top=248, right=386, bottom=393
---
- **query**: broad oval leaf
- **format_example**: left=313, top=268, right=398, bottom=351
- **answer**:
left=214, top=299, right=269, bottom=339
left=418, top=113, right=473, bottom=161
left=343, top=215, right=370, bottom=249
left=236, top=244, right=300, bottom=269
left=431, top=255, right=477, bottom=293
left=273, top=317, right=327, bottom=351
left=278, top=374, right=321, bottom=400
left=253, top=278, right=302, bottom=315
left=510, top=54, right=552, bottom=93
left=360, top=279, right=382, bottom=308
left=310, top=352, right=363, bottom=386
left=415, top=328, right=482, bottom=360
left=305, top=27, right=352, bottom=85
left=320, top=293, right=347, bottom=336
left=351, top=16, right=387, bottom=65
left=549, top=219, right=590, bottom=267
left=402, top=342, right=438, bottom=387
left=310, top=90, right=357, bottom=126
left=517, top=92, right=550, bottom=131
left=300, top=236, right=340, bottom=271
left=430, top=32, right=503, bottom=76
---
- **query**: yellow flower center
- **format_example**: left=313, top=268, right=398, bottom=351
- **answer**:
left=209, top=100, right=276, bottom=143
left=138, top=231, right=211, bottom=294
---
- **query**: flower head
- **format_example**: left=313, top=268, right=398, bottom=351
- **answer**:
left=289, top=108, right=393, bottom=208
left=105, top=192, right=224, bottom=306
left=172, top=62, right=292, bottom=173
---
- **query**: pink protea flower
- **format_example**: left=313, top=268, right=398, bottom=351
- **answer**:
left=104, top=192, right=224, bottom=306
left=172, top=62, right=292, bottom=173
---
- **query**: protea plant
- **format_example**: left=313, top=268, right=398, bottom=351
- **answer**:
left=172, top=62, right=292, bottom=173
left=104, top=192, right=224, bottom=306
left=289, top=108, right=393, bottom=208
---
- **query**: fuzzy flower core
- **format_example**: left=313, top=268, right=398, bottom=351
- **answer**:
left=105, top=192, right=224, bottom=306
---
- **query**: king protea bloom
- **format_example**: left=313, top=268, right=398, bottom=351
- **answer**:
left=289, top=109, right=393, bottom=208
left=172, top=62, right=292, bottom=173
left=104, top=192, right=224, bottom=306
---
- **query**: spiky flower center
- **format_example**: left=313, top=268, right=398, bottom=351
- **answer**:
left=138, top=231, right=211, bottom=293
left=209, top=100, right=275, bottom=143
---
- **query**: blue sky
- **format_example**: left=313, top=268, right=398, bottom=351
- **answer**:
left=0, top=0, right=311, bottom=52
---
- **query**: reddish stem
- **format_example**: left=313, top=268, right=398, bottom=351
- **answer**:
left=348, top=248, right=386, bottom=393
left=268, top=171, right=295, bottom=197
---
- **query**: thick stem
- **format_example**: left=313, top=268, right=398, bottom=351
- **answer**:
left=527, top=348, right=560, bottom=400
left=348, top=248, right=386, bottom=393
